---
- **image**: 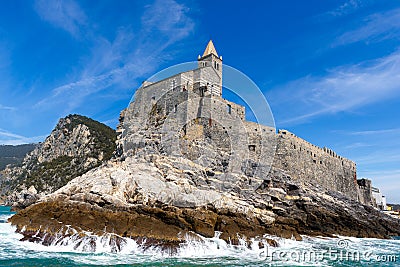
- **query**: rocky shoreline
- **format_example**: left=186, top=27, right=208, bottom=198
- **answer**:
left=9, top=156, right=400, bottom=251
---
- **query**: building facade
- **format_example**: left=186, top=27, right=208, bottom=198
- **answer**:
left=118, top=40, right=363, bottom=202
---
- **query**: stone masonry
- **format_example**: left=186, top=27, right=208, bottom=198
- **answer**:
left=118, top=40, right=364, bottom=203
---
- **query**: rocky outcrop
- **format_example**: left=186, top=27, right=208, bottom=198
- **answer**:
left=8, top=105, right=400, bottom=251
left=1, top=114, right=116, bottom=207
left=9, top=155, right=400, bottom=251
left=6, top=185, right=41, bottom=210
left=7, top=57, right=400, bottom=251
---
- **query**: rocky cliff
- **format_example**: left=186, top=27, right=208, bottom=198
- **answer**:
left=1, top=114, right=116, bottom=208
left=10, top=155, right=400, bottom=252
left=8, top=105, right=400, bottom=252
left=6, top=61, right=400, bottom=251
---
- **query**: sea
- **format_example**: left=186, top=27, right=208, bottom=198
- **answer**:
left=1, top=206, right=399, bottom=267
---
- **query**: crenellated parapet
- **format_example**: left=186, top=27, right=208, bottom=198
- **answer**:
left=273, top=129, right=358, bottom=200
left=118, top=40, right=362, bottom=202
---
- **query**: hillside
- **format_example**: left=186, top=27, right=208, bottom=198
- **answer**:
left=0, top=114, right=117, bottom=198
left=0, top=144, right=37, bottom=170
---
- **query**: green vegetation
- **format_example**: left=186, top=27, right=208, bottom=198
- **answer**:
left=24, top=156, right=90, bottom=192
left=0, top=144, right=36, bottom=170
left=63, top=114, right=117, bottom=160
left=1, top=114, right=117, bottom=194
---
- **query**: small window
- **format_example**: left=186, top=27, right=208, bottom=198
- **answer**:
left=171, top=79, right=176, bottom=90
left=249, top=145, right=256, bottom=151
left=174, top=104, right=177, bottom=113
left=227, top=104, right=232, bottom=114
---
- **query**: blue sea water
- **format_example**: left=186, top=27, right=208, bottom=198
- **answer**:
left=1, top=205, right=400, bottom=266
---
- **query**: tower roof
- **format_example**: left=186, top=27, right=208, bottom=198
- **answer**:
left=202, top=40, right=219, bottom=57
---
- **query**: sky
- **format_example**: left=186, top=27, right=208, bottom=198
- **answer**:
left=0, top=0, right=399, bottom=202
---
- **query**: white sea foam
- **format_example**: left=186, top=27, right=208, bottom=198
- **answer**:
left=1, top=215, right=399, bottom=266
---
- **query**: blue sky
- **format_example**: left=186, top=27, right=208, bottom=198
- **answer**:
left=0, top=0, right=399, bottom=202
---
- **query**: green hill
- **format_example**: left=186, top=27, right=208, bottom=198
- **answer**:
left=0, top=144, right=37, bottom=170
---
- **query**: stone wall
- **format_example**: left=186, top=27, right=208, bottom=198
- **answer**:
left=357, top=178, right=373, bottom=205
left=119, top=65, right=361, bottom=202
left=272, top=130, right=358, bottom=200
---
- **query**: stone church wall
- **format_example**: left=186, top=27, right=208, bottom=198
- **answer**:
left=272, top=130, right=358, bottom=200
left=119, top=65, right=361, bottom=202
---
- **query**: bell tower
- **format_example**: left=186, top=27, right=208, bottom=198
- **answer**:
left=198, top=40, right=223, bottom=96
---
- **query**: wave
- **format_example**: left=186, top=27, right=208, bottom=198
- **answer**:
left=1, top=214, right=400, bottom=266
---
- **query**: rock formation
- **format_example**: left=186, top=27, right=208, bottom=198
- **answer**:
left=1, top=114, right=116, bottom=208
left=8, top=41, right=400, bottom=252
left=10, top=155, right=400, bottom=251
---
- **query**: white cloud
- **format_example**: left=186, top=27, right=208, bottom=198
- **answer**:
left=0, top=130, right=24, bottom=139
left=34, top=0, right=87, bottom=38
left=343, top=142, right=374, bottom=149
left=355, top=151, right=400, bottom=165
left=348, top=128, right=400, bottom=136
left=81, top=28, right=135, bottom=79
left=334, top=8, right=400, bottom=46
left=0, top=104, right=16, bottom=111
left=34, top=59, right=152, bottom=112
left=361, top=169, right=400, bottom=181
left=270, top=50, right=400, bottom=126
left=0, top=130, right=45, bottom=145
left=34, top=0, right=195, bottom=114
left=328, top=0, right=364, bottom=17
left=141, top=0, right=194, bottom=44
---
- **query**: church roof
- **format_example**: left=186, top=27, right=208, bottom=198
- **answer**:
left=202, top=40, right=219, bottom=57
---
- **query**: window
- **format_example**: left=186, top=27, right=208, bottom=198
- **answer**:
left=249, top=145, right=256, bottom=151
left=171, top=79, right=176, bottom=90
left=174, top=104, right=177, bottom=113
left=227, top=104, right=232, bottom=114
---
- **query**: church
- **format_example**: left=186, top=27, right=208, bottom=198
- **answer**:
left=118, top=40, right=360, bottom=202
